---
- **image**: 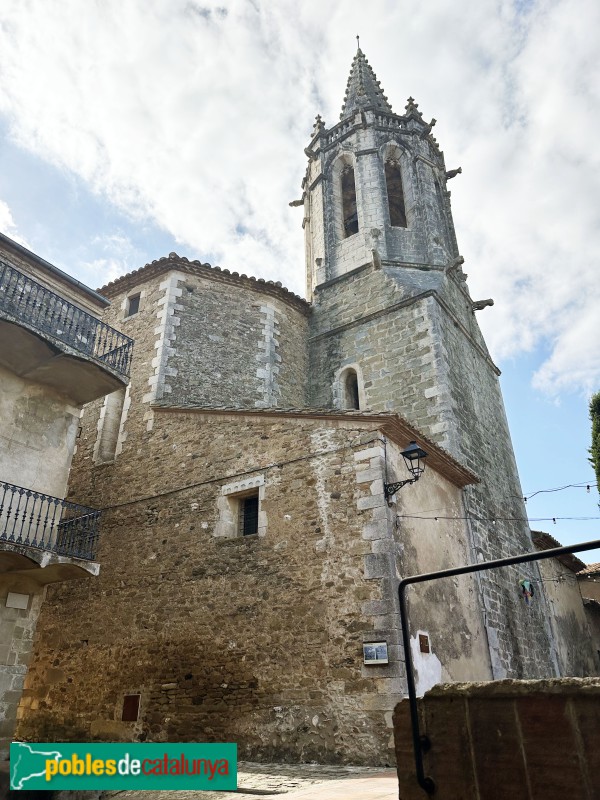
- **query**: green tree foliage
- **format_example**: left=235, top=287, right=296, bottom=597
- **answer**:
left=590, top=392, right=600, bottom=492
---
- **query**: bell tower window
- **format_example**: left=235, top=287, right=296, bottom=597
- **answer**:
left=343, top=369, right=360, bottom=410
left=335, top=365, right=365, bottom=411
left=341, top=166, right=359, bottom=237
left=385, top=159, right=407, bottom=228
left=345, top=371, right=360, bottom=409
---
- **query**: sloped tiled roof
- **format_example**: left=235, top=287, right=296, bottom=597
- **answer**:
left=578, top=562, right=600, bottom=576
left=531, top=530, right=588, bottom=574
left=98, top=252, right=309, bottom=314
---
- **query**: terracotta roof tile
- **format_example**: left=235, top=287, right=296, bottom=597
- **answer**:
left=97, top=252, right=309, bottom=313
left=531, top=530, right=588, bottom=573
left=578, top=561, right=600, bottom=576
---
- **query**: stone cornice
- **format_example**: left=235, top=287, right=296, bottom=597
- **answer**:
left=310, top=287, right=500, bottom=376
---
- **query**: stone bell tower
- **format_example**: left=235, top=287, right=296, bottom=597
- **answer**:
left=302, top=46, right=561, bottom=680
left=302, top=45, right=459, bottom=295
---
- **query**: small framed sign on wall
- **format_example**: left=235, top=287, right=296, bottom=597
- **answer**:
left=363, top=641, right=389, bottom=665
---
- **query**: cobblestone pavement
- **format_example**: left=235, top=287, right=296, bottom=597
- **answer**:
left=103, top=761, right=399, bottom=799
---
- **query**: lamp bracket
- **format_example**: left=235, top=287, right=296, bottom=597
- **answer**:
left=384, top=477, right=419, bottom=500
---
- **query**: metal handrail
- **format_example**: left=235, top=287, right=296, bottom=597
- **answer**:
left=0, top=480, right=101, bottom=561
left=398, top=538, right=600, bottom=795
left=0, top=258, right=133, bottom=378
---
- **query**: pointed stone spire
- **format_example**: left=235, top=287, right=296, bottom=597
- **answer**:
left=340, top=43, right=393, bottom=120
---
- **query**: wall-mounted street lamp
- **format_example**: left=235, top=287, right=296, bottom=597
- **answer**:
left=384, top=441, right=428, bottom=501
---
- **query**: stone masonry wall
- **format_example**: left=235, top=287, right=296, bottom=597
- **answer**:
left=17, top=415, right=397, bottom=764
left=78, top=263, right=309, bottom=476
left=309, top=269, right=447, bottom=439
left=17, top=404, right=492, bottom=765
left=304, top=109, right=456, bottom=291
left=77, top=269, right=167, bottom=469
left=537, top=556, right=598, bottom=677
left=436, top=307, right=558, bottom=679
left=15, top=246, right=506, bottom=763
left=309, top=263, right=559, bottom=680
left=166, top=274, right=309, bottom=408
left=393, top=679, right=600, bottom=799
left=0, top=578, right=45, bottom=759
left=97, top=263, right=309, bottom=416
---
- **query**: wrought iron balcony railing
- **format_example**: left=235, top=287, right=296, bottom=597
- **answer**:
left=0, top=480, right=101, bottom=561
left=0, top=258, right=133, bottom=379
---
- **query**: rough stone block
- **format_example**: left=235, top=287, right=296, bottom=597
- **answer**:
left=364, top=553, right=391, bottom=579
left=357, top=495, right=386, bottom=511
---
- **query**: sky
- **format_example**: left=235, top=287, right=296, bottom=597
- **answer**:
left=0, top=0, right=598, bottom=560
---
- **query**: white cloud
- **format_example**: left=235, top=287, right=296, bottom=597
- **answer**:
left=0, top=0, right=598, bottom=394
left=76, top=233, right=147, bottom=290
left=0, top=198, right=28, bottom=248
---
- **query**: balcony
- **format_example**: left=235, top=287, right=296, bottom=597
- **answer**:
left=0, top=259, right=133, bottom=403
left=0, top=480, right=100, bottom=582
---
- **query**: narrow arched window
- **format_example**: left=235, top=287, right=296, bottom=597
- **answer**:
left=385, top=159, right=407, bottom=228
left=344, top=370, right=360, bottom=410
left=341, top=166, right=359, bottom=237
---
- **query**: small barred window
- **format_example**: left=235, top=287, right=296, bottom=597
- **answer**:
left=239, top=493, right=259, bottom=536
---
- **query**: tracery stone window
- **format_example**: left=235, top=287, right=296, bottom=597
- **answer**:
left=385, top=159, right=407, bottom=228
left=341, top=166, right=359, bottom=237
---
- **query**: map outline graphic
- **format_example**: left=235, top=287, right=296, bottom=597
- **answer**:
left=10, top=742, right=63, bottom=790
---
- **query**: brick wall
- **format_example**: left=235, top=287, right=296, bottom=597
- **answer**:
left=393, top=679, right=600, bottom=799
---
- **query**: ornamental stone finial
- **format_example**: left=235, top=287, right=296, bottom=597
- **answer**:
left=311, top=114, right=325, bottom=137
